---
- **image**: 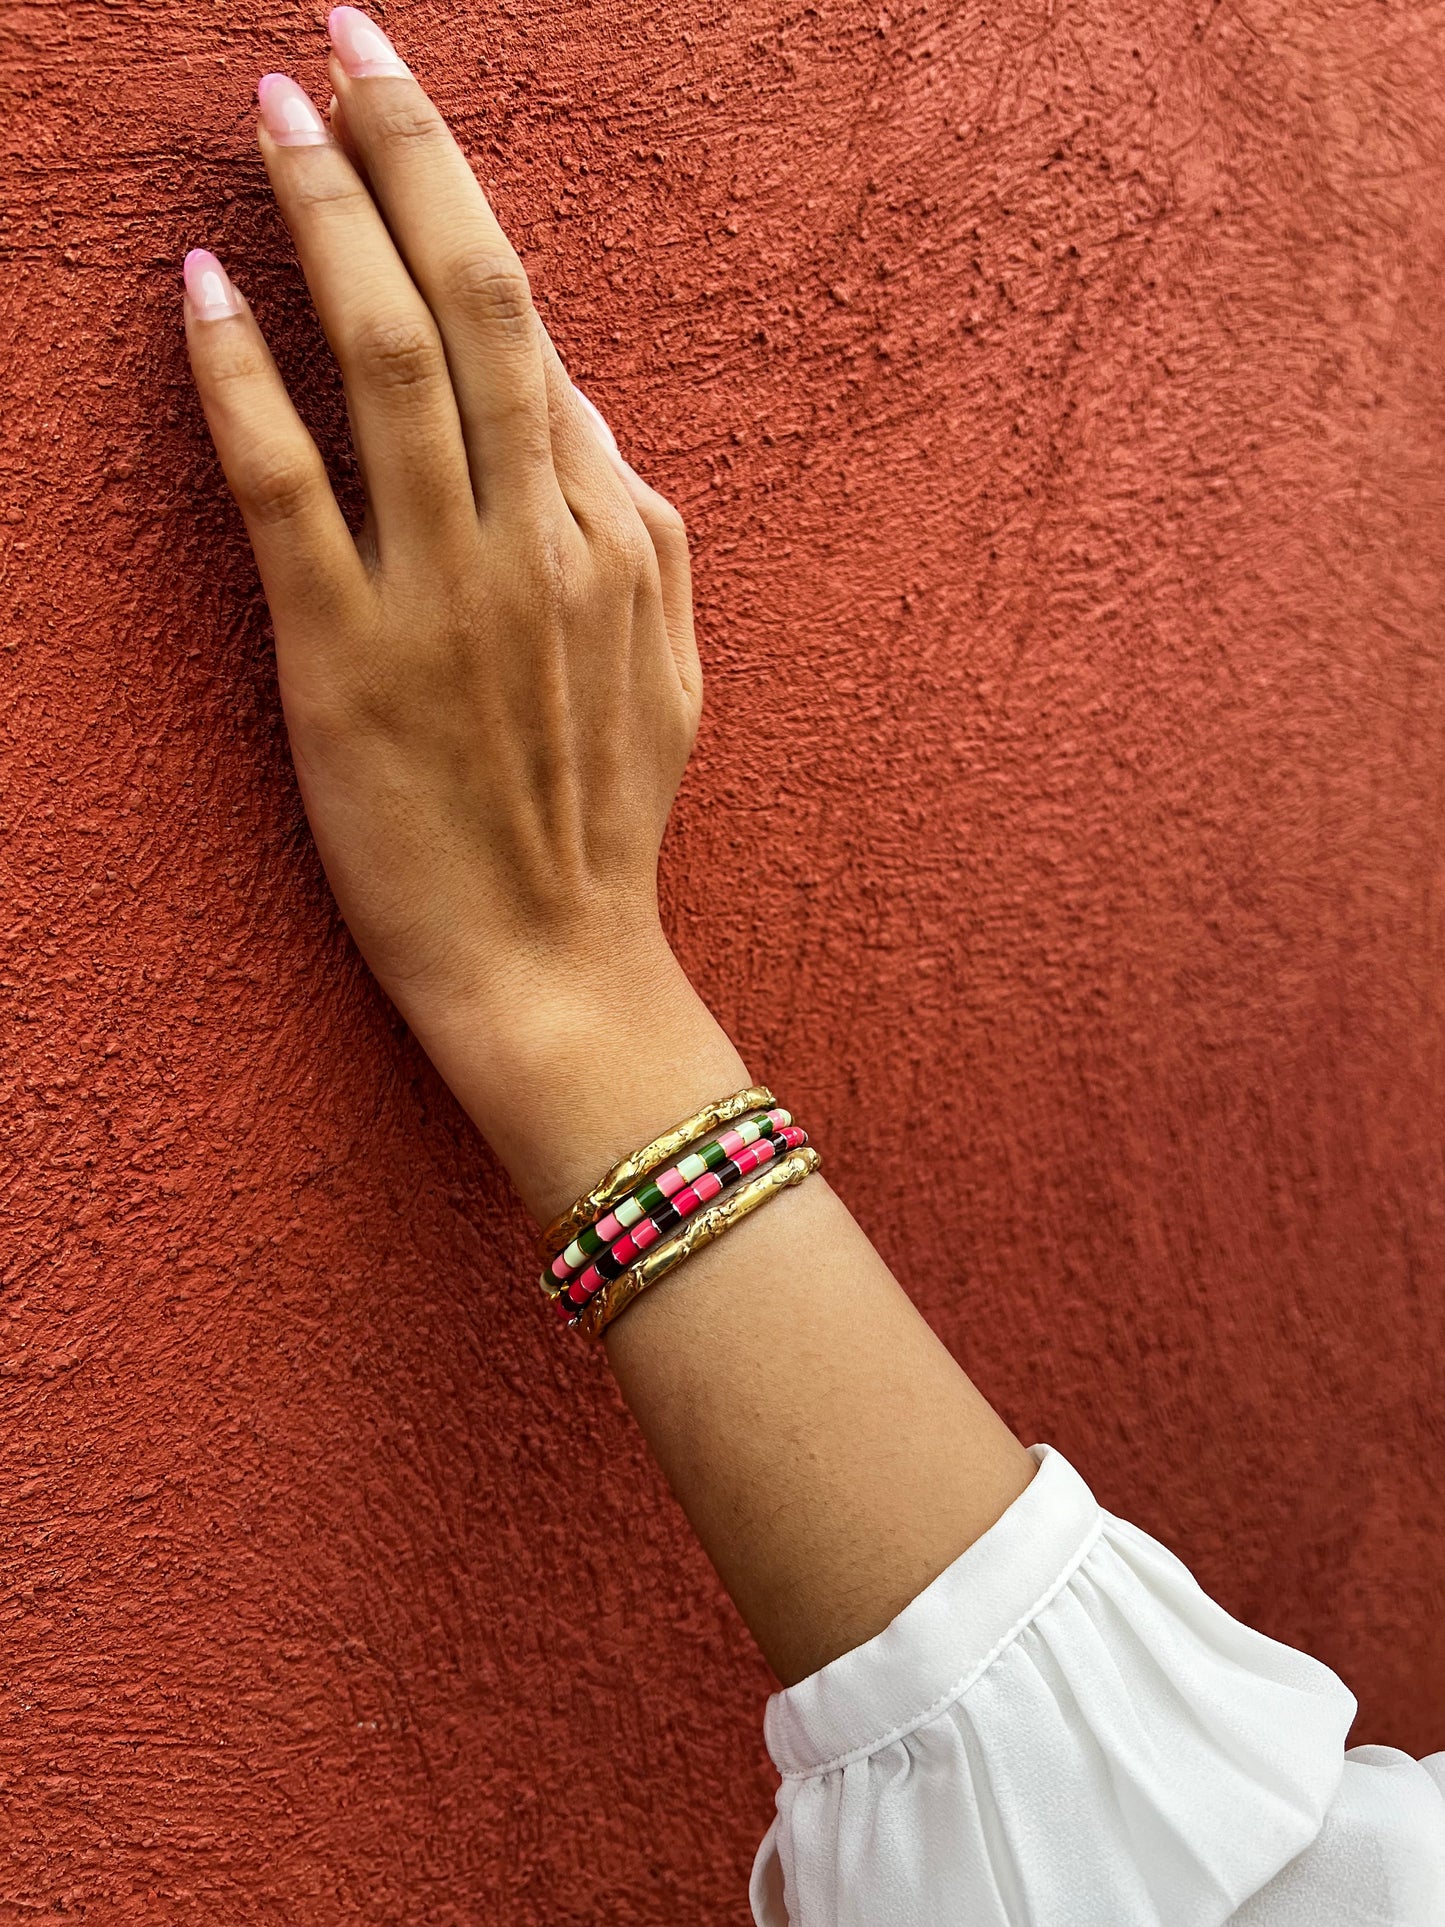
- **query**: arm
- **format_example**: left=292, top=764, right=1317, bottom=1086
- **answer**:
left=184, top=10, right=1033, bottom=1688
left=508, top=995, right=1031, bottom=1685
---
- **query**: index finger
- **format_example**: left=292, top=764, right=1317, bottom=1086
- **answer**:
left=324, top=7, right=558, bottom=519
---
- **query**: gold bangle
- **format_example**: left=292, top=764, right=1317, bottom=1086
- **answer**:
left=539, top=1084, right=774, bottom=1262
left=576, top=1145, right=821, bottom=1339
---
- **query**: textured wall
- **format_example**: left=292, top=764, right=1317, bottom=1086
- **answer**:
left=3, top=0, right=1444, bottom=1915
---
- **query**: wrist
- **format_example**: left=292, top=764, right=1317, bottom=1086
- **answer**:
left=403, top=936, right=753, bottom=1224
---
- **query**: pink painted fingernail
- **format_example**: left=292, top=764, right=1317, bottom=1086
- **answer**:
left=328, top=6, right=410, bottom=78
left=573, top=384, right=619, bottom=454
left=257, top=74, right=329, bottom=146
left=183, top=249, right=244, bottom=320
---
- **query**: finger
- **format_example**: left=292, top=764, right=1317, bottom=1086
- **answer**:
left=254, top=72, right=476, bottom=558
left=527, top=315, right=699, bottom=702
left=531, top=318, right=640, bottom=526
left=183, top=250, right=364, bottom=629
left=324, top=7, right=557, bottom=516
left=324, top=92, right=365, bottom=179
left=549, top=352, right=702, bottom=710
left=625, top=471, right=702, bottom=710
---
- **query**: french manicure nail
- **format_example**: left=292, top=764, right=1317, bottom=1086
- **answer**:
left=328, top=6, right=410, bottom=78
left=257, top=73, right=329, bottom=146
left=573, top=384, right=620, bottom=454
left=183, top=248, right=244, bottom=320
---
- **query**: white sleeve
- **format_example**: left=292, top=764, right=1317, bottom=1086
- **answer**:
left=749, top=1445, right=1445, bottom=1927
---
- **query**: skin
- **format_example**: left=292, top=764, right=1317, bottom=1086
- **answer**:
left=185, top=9, right=1035, bottom=1690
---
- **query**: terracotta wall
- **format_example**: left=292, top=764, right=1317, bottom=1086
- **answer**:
left=4, top=0, right=1443, bottom=1915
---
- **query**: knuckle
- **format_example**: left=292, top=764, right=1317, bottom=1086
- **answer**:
left=288, top=169, right=369, bottom=218
left=348, top=313, right=445, bottom=391
left=206, top=343, right=272, bottom=393
left=649, top=496, right=688, bottom=541
left=234, top=449, right=320, bottom=526
left=368, top=100, right=447, bottom=152
left=443, top=250, right=534, bottom=332
left=500, top=410, right=557, bottom=473
left=594, top=507, right=655, bottom=575
left=521, top=520, right=587, bottom=611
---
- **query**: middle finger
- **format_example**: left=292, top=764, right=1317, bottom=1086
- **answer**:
left=323, top=8, right=565, bottom=521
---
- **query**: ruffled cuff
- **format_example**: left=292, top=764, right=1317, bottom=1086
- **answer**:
left=751, top=1445, right=1358, bottom=1927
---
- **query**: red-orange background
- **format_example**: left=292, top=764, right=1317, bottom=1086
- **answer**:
left=3, top=0, right=1443, bottom=1916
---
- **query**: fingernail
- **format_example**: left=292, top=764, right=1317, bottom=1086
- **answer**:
left=573, top=384, right=619, bottom=454
left=328, top=6, right=410, bottom=78
left=183, top=248, right=244, bottom=320
left=257, top=73, right=329, bottom=146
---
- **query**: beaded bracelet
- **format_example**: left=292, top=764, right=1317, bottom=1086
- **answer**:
left=548, top=1124, right=810, bottom=1314
left=548, top=1107, right=793, bottom=1281
left=539, top=1084, right=774, bottom=1263
left=572, top=1145, right=822, bottom=1339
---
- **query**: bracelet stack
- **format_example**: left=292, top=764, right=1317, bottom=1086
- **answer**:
left=539, top=1085, right=821, bottom=1338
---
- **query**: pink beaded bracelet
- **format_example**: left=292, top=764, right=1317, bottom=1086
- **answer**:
left=549, top=1106, right=793, bottom=1282
left=549, top=1124, right=810, bottom=1321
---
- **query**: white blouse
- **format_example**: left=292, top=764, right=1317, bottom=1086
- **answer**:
left=750, top=1446, right=1445, bottom=1926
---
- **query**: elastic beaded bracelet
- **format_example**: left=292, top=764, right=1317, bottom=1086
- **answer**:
left=549, top=1107, right=793, bottom=1282
left=572, top=1145, right=822, bottom=1340
left=539, top=1084, right=774, bottom=1263
left=549, top=1124, right=809, bottom=1312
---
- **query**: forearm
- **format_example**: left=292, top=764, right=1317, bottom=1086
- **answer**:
left=608, top=1176, right=1033, bottom=1685
left=421, top=958, right=1034, bottom=1687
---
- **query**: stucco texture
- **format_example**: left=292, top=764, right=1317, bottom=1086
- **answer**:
left=3, top=0, right=1443, bottom=1916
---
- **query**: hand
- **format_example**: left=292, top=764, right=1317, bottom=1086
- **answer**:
left=185, top=9, right=746, bottom=1218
